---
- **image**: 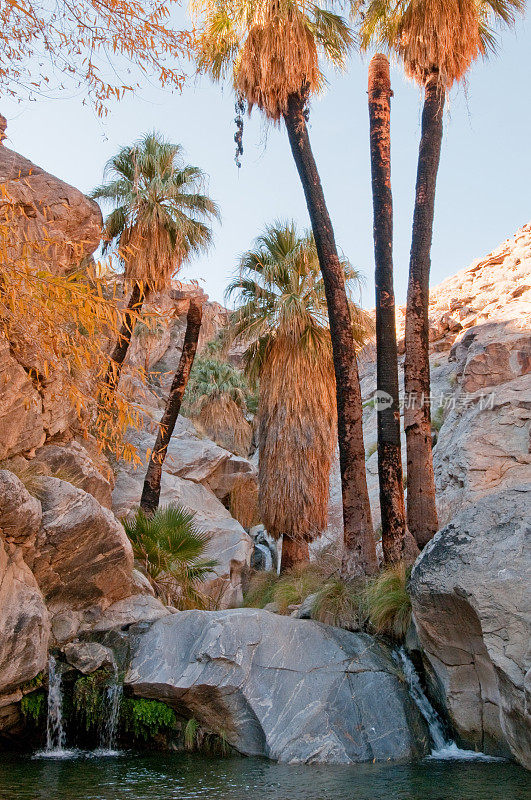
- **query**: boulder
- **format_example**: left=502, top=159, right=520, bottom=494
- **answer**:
left=0, top=336, right=45, bottom=460
left=410, top=489, right=530, bottom=768
left=33, top=477, right=134, bottom=614
left=0, top=536, right=49, bottom=695
left=0, top=469, right=42, bottom=565
left=80, top=594, right=170, bottom=634
left=126, top=609, right=429, bottom=764
left=35, top=440, right=114, bottom=508
left=64, top=642, right=115, bottom=674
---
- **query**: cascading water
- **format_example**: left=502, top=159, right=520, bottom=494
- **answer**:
left=44, top=655, right=68, bottom=755
left=254, top=542, right=273, bottom=572
left=98, top=668, right=123, bottom=754
left=396, top=648, right=503, bottom=761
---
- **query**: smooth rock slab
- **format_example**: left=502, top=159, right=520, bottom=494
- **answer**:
left=410, top=488, right=531, bottom=768
left=126, top=609, right=429, bottom=764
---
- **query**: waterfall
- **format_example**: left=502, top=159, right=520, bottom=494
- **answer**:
left=98, top=668, right=122, bottom=753
left=255, top=542, right=273, bottom=572
left=45, top=655, right=67, bottom=754
left=396, top=648, right=503, bottom=761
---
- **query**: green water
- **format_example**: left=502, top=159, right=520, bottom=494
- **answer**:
left=0, top=752, right=529, bottom=800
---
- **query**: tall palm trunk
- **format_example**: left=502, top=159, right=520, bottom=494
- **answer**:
left=105, top=281, right=145, bottom=393
left=140, top=298, right=203, bottom=514
left=368, top=55, right=410, bottom=565
left=404, top=72, right=444, bottom=547
left=283, top=91, right=377, bottom=578
left=281, top=536, right=309, bottom=572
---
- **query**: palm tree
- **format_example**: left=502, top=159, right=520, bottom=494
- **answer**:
left=183, top=356, right=253, bottom=456
left=193, top=0, right=377, bottom=578
left=358, top=0, right=523, bottom=548
left=367, top=53, right=417, bottom=565
left=226, top=221, right=371, bottom=572
left=123, top=505, right=218, bottom=609
left=140, top=297, right=204, bottom=513
left=91, top=132, right=219, bottom=394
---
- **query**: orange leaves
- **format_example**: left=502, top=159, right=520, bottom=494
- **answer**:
left=0, top=0, right=192, bottom=114
left=0, top=186, right=152, bottom=463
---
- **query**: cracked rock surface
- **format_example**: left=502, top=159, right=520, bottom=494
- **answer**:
left=410, top=488, right=530, bottom=768
left=125, top=608, right=430, bottom=764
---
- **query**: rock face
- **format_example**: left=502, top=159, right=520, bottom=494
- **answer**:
left=34, top=441, right=114, bottom=509
left=410, top=489, right=530, bottom=768
left=33, top=477, right=134, bottom=614
left=112, top=415, right=254, bottom=607
left=126, top=609, right=429, bottom=764
left=0, top=472, right=49, bottom=696
left=0, top=137, right=102, bottom=272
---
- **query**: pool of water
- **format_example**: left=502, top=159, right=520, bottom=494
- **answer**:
left=0, top=751, right=529, bottom=800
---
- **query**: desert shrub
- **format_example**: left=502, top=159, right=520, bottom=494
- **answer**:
left=0, top=460, right=85, bottom=497
left=123, top=505, right=218, bottom=609
left=311, top=578, right=365, bottom=630
left=20, top=690, right=46, bottom=725
left=366, top=563, right=412, bottom=641
left=272, top=564, right=325, bottom=614
left=120, top=698, right=176, bottom=741
left=242, top=570, right=278, bottom=609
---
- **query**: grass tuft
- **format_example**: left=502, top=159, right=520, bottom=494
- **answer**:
left=366, top=563, right=412, bottom=641
left=311, top=577, right=365, bottom=630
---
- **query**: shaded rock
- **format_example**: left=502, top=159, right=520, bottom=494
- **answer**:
left=81, top=594, right=170, bottom=634
left=0, top=336, right=45, bottom=460
left=126, top=609, right=429, bottom=764
left=35, top=441, right=114, bottom=509
left=0, top=469, right=42, bottom=565
left=410, top=489, right=530, bottom=768
left=0, top=537, right=49, bottom=695
left=64, top=642, right=115, bottom=674
left=33, top=477, right=134, bottom=613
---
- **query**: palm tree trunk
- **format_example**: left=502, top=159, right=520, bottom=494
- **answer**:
left=140, top=298, right=203, bottom=514
left=283, top=91, right=377, bottom=579
left=280, top=536, right=309, bottom=573
left=105, top=281, right=145, bottom=393
left=368, top=55, right=411, bottom=565
left=404, top=73, right=444, bottom=548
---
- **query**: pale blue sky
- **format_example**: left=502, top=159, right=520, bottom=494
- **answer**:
left=2, top=12, right=529, bottom=308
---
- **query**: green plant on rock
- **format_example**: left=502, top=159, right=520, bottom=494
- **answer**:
left=123, top=505, right=218, bottom=609
left=431, top=404, right=445, bottom=433
left=0, top=460, right=85, bottom=497
left=366, top=563, right=412, bottom=641
left=311, top=578, right=365, bottom=630
left=20, top=690, right=46, bottom=725
left=184, top=717, right=200, bottom=751
left=20, top=671, right=45, bottom=693
left=121, top=698, right=176, bottom=741
left=72, top=670, right=112, bottom=733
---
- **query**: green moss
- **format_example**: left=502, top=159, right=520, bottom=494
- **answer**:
left=72, top=670, right=113, bottom=732
left=120, top=698, right=176, bottom=741
left=20, top=671, right=45, bottom=692
left=20, top=690, right=46, bottom=725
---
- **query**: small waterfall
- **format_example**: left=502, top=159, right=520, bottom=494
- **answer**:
left=255, top=542, right=273, bottom=572
left=98, top=669, right=122, bottom=753
left=45, top=655, right=67, bottom=754
left=396, top=648, right=503, bottom=761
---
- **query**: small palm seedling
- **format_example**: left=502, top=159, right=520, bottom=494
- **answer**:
left=123, top=505, right=218, bottom=609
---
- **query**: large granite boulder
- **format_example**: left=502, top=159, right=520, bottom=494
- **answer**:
left=126, top=609, right=429, bottom=763
left=0, top=536, right=49, bottom=696
left=33, top=477, right=134, bottom=615
left=410, top=488, right=530, bottom=768
left=34, top=440, right=114, bottom=509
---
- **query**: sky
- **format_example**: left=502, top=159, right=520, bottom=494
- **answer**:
left=2, top=12, right=530, bottom=310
